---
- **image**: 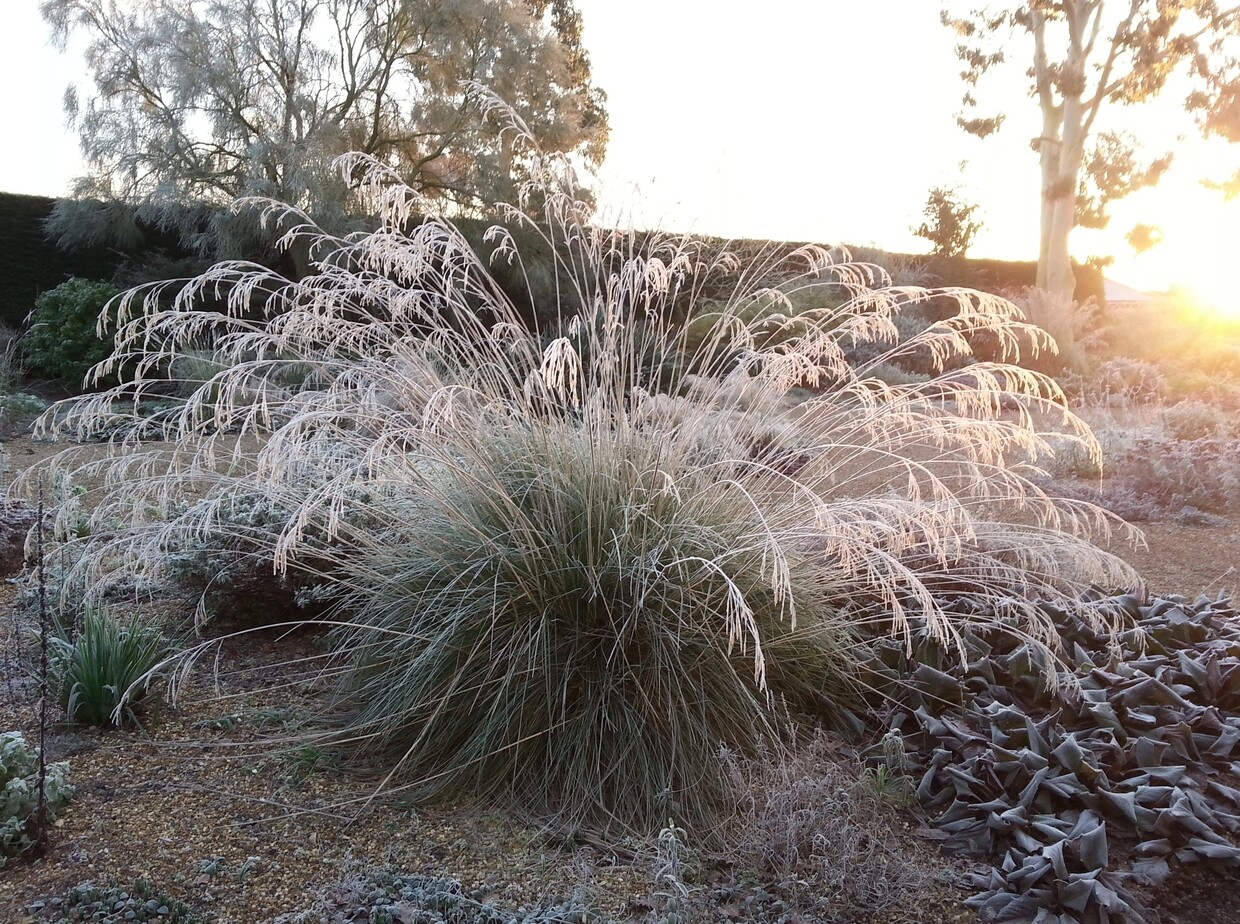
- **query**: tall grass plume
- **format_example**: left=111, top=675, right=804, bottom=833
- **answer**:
left=19, top=99, right=1139, bottom=833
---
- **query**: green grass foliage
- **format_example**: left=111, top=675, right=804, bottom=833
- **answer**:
left=49, top=611, right=167, bottom=727
left=22, top=102, right=1137, bottom=833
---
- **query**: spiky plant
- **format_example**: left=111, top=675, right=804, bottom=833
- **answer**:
left=49, top=611, right=167, bottom=727
left=19, top=100, right=1139, bottom=832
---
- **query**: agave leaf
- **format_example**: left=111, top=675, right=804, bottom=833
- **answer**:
left=1071, top=641, right=1095, bottom=669
left=1216, top=664, right=1240, bottom=702
left=1143, top=765, right=1188, bottom=786
left=1033, top=818, right=1073, bottom=842
left=1052, top=734, right=1086, bottom=773
left=1207, top=779, right=1240, bottom=810
left=911, top=662, right=963, bottom=707
left=943, top=765, right=986, bottom=796
left=1177, top=649, right=1210, bottom=692
left=1011, top=828, right=1045, bottom=856
left=999, top=805, right=1029, bottom=828
left=1030, top=910, right=1068, bottom=924
left=1113, top=677, right=1195, bottom=710
left=1122, top=708, right=1161, bottom=731
left=1129, top=736, right=1173, bottom=770
left=1133, top=837, right=1173, bottom=857
left=1183, top=835, right=1240, bottom=861
left=1041, top=772, right=1091, bottom=800
left=1101, top=789, right=1160, bottom=832
left=1206, top=725, right=1240, bottom=758
left=993, top=893, right=1046, bottom=923
left=1066, top=809, right=1104, bottom=839
left=1091, top=878, right=1130, bottom=914
left=1042, top=838, right=1070, bottom=880
left=1084, top=701, right=1126, bottom=736
left=1018, top=766, right=1051, bottom=808
left=1010, top=856, right=1053, bottom=892
left=1018, top=747, right=1052, bottom=774
left=1130, top=856, right=1171, bottom=886
left=1130, top=783, right=1175, bottom=803
left=1077, top=820, right=1109, bottom=871
left=1058, top=877, right=1096, bottom=913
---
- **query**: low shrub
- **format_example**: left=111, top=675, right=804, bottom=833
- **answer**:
left=0, top=731, right=73, bottom=865
left=49, top=611, right=168, bottom=726
left=1162, top=399, right=1233, bottom=441
left=21, top=278, right=120, bottom=386
left=1066, top=357, right=1165, bottom=405
left=31, top=878, right=203, bottom=923
left=289, top=869, right=606, bottom=924
left=717, top=734, right=931, bottom=914
left=1110, top=437, right=1240, bottom=514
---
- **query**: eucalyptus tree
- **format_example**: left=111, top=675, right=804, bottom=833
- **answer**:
left=41, top=0, right=608, bottom=265
left=944, top=1, right=1240, bottom=299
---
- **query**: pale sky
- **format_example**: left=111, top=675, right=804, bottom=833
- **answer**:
left=3, top=0, right=1239, bottom=306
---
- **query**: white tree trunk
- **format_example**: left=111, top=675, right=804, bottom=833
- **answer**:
left=1032, top=6, right=1091, bottom=302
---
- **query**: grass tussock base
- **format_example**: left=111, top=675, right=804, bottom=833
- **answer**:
left=19, top=100, right=1140, bottom=835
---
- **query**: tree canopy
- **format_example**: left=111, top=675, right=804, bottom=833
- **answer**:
left=943, top=1, right=1240, bottom=299
left=41, top=0, right=609, bottom=260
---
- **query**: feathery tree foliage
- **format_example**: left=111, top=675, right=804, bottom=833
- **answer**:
left=943, top=1, right=1240, bottom=299
left=40, top=0, right=608, bottom=266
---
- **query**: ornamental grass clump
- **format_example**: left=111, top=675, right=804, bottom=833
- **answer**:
left=21, top=101, right=1139, bottom=832
left=47, top=611, right=168, bottom=727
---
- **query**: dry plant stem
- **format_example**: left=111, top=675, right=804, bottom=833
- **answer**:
left=28, top=482, right=49, bottom=861
left=17, top=97, right=1143, bottom=832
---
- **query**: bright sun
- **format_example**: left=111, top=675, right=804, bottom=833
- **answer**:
left=1183, top=278, right=1240, bottom=321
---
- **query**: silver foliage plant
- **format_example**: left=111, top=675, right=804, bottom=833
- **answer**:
left=21, top=102, right=1141, bottom=829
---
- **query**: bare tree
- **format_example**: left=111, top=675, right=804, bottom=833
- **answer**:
left=41, top=0, right=608, bottom=264
left=944, top=1, right=1240, bottom=299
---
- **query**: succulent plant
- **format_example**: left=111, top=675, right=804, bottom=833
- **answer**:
left=871, top=591, right=1240, bottom=923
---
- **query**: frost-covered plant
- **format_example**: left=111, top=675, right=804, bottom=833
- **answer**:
left=719, top=734, right=930, bottom=913
left=1, top=731, right=73, bottom=865
left=20, top=99, right=1138, bottom=833
left=22, top=278, right=121, bottom=386
left=38, top=879, right=203, bottom=923
left=1162, top=399, right=1233, bottom=441
left=1111, top=437, right=1240, bottom=513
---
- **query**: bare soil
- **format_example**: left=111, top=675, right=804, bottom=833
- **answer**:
left=0, top=432, right=1237, bottom=924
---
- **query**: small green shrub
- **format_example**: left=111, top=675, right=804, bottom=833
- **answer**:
left=865, top=362, right=933, bottom=388
left=1067, top=357, right=1165, bottom=404
left=1, top=731, right=73, bottom=865
left=49, top=611, right=167, bottom=726
left=718, top=734, right=929, bottom=913
left=22, top=278, right=120, bottom=386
